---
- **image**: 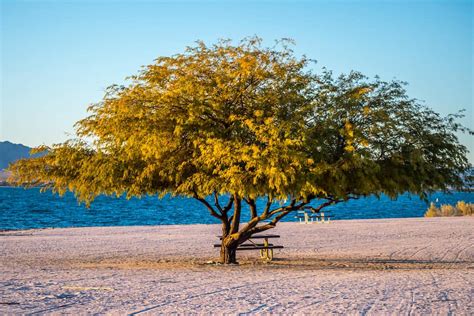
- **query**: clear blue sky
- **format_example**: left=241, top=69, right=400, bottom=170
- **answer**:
left=1, top=0, right=473, bottom=161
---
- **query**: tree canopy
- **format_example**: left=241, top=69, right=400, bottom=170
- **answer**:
left=9, top=37, right=472, bottom=263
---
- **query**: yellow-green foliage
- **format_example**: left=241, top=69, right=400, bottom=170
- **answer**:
left=424, top=201, right=473, bottom=217
left=456, top=201, right=473, bottom=216
left=424, top=203, right=439, bottom=217
left=440, top=204, right=458, bottom=216
left=8, top=37, right=472, bottom=208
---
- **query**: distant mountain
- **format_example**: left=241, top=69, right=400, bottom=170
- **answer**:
left=0, top=141, right=38, bottom=170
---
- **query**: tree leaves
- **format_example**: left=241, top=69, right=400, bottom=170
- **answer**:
left=8, top=37, right=472, bottom=207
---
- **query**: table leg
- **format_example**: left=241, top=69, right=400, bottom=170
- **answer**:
left=262, top=238, right=270, bottom=260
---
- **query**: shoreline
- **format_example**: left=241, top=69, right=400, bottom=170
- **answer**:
left=0, top=215, right=443, bottom=232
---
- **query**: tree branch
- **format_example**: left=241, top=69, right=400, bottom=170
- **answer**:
left=244, top=197, right=258, bottom=219
left=213, top=191, right=223, bottom=215
left=230, top=194, right=241, bottom=234
left=247, top=199, right=311, bottom=235
left=304, top=199, right=338, bottom=213
left=262, top=196, right=272, bottom=216
left=302, top=195, right=359, bottom=213
left=247, top=209, right=292, bottom=235
left=192, top=191, right=222, bottom=220
left=223, top=195, right=234, bottom=213
left=267, top=199, right=300, bottom=217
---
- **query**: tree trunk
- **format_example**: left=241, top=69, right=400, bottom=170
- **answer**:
left=217, top=194, right=242, bottom=264
left=220, top=242, right=237, bottom=264
left=219, top=213, right=238, bottom=264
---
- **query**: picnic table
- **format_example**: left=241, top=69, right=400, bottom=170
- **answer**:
left=214, top=234, right=283, bottom=261
left=295, top=210, right=333, bottom=224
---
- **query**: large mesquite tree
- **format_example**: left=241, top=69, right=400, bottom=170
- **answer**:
left=9, top=38, right=472, bottom=264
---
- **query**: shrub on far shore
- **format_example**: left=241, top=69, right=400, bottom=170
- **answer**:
left=424, top=203, right=439, bottom=217
left=424, top=201, right=473, bottom=217
left=456, top=201, right=473, bottom=216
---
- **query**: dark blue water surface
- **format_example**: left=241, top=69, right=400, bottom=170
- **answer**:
left=0, top=187, right=473, bottom=230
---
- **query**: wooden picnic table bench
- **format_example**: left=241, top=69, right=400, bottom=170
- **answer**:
left=295, top=210, right=334, bottom=224
left=215, top=234, right=283, bottom=261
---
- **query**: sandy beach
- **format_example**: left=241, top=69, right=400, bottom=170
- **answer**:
left=1, top=217, right=473, bottom=314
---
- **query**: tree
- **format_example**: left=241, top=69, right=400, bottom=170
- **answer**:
left=9, top=38, right=472, bottom=264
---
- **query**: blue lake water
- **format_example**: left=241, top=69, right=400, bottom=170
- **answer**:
left=0, top=187, right=473, bottom=230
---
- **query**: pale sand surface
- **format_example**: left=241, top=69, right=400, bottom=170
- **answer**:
left=1, top=217, right=473, bottom=314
